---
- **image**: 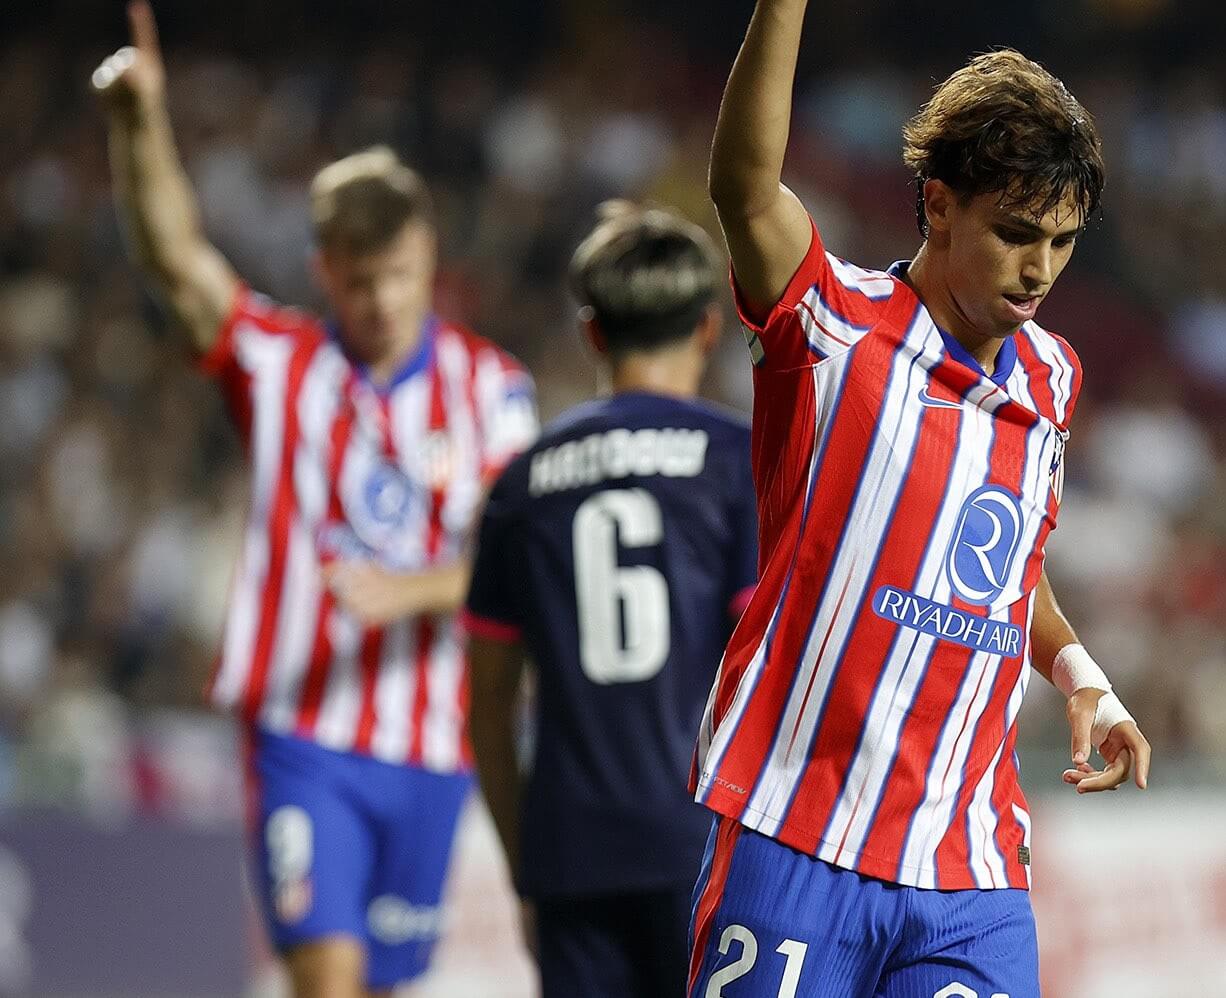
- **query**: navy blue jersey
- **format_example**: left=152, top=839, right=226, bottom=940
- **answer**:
left=465, top=391, right=756, bottom=897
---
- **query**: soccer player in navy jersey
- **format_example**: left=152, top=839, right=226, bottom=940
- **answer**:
left=464, top=202, right=758, bottom=998
left=685, top=2, right=1155, bottom=997
left=92, top=5, right=535, bottom=996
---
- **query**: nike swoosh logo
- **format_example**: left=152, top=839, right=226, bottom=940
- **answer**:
left=917, top=387, right=963, bottom=410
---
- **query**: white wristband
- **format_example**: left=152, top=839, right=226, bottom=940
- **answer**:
left=1091, top=691, right=1135, bottom=748
left=1051, top=643, right=1111, bottom=697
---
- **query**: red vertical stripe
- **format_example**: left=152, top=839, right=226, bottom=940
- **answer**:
left=242, top=340, right=321, bottom=721
left=686, top=818, right=742, bottom=998
left=352, top=628, right=385, bottom=753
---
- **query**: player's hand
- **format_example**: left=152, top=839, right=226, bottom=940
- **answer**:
left=91, top=1, right=166, bottom=115
left=323, top=560, right=418, bottom=627
left=1062, top=687, right=1151, bottom=793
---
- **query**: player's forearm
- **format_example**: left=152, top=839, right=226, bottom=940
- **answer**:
left=405, top=561, right=473, bottom=615
left=106, top=101, right=233, bottom=349
left=468, top=649, right=524, bottom=885
left=709, top=0, right=809, bottom=218
left=1030, top=569, right=1080, bottom=685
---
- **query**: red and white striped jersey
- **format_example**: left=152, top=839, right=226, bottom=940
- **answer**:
left=692, top=218, right=1082, bottom=890
left=201, top=288, right=537, bottom=771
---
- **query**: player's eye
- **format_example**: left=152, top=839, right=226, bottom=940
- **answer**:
left=993, top=226, right=1032, bottom=245
left=1053, top=234, right=1077, bottom=249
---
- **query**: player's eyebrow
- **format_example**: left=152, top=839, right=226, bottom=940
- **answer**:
left=996, top=213, right=1085, bottom=240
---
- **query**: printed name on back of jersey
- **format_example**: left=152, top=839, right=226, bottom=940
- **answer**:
left=873, top=486, right=1025, bottom=656
left=529, top=427, right=709, bottom=496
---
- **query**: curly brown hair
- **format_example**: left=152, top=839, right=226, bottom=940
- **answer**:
left=903, top=49, right=1104, bottom=236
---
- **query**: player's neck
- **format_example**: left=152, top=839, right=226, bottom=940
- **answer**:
left=366, top=312, right=427, bottom=386
left=609, top=346, right=703, bottom=400
left=905, top=247, right=1003, bottom=378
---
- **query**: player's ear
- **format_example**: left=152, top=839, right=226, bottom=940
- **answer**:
left=696, top=303, right=723, bottom=355
left=311, top=248, right=333, bottom=295
left=922, top=178, right=957, bottom=239
left=580, top=307, right=609, bottom=356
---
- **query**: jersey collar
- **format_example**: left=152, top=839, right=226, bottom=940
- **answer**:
left=328, top=314, right=439, bottom=394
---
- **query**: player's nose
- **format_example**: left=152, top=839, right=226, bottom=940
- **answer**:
left=1021, top=245, right=1053, bottom=290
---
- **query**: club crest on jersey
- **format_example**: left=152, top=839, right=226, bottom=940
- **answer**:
left=1049, top=431, right=1067, bottom=504
left=945, top=485, right=1024, bottom=606
left=322, top=456, right=426, bottom=570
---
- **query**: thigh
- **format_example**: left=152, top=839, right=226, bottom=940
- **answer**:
left=877, top=889, right=1039, bottom=998
left=536, top=895, right=635, bottom=998
left=688, top=817, right=901, bottom=998
left=249, top=731, right=374, bottom=952
left=362, top=768, right=473, bottom=990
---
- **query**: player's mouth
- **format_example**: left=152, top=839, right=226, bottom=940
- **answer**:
left=1002, top=293, right=1042, bottom=322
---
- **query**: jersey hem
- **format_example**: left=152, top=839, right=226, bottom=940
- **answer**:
left=696, top=781, right=1028, bottom=892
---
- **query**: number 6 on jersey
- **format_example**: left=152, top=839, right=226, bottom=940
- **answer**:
left=573, top=488, right=671, bottom=683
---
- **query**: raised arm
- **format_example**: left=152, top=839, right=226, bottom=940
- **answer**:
left=92, top=1, right=238, bottom=353
left=709, top=0, right=814, bottom=321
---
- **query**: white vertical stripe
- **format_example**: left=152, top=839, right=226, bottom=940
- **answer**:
left=370, top=618, right=415, bottom=762
left=388, top=375, right=432, bottom=570
left=422, top=621, right=464, bottom=771
left=314, top=606, right=362, bottom=751
left=747, top=311, right=933, bottom=832
left=258, top=346, right=349, bottom=730
left=210, top=327, right=291, bottom=709
left=257, top=520, right=321, bottom=732
left=436, top=333, right=481, bottom=558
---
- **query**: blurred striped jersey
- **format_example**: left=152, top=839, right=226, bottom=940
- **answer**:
left=201, top=289, right=536, bottom=770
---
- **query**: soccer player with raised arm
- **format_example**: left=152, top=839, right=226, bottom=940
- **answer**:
left=91, top=5, right=536, bottom=996
left=464, top=203, right=757, bottom=998
left=687, top=3, right=1153, bottom=996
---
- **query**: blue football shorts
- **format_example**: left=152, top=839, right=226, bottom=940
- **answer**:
left=688, top=817, right=1038, bottom=998
left=246, top=728, right=472, bottom=990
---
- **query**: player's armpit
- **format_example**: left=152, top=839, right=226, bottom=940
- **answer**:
left=717, top=183, right=814, bottom=324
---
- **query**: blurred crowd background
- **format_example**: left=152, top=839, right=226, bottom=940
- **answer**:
left=1, top=0, right=1224, bottom=833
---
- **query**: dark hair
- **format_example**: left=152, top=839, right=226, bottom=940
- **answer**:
left=903, top=49, right=1105, bottom=237
left=568, top=201, right=720, bottom=355
left=309, top=146, right=434, bottom=255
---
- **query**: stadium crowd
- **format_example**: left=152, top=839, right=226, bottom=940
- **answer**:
left=2, top=0, right=1224, bottom=824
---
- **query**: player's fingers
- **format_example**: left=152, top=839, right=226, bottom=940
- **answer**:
left=128, top=0, right=162, bottom=60
left=1061, top=762, right=1094, bottom=784
left=1076, top=747, right=1131, bottom=794
left=1067, top=695, right=1094, bottom=766
left=1128, top=731, right=1151, bottom=790
left=90, top=47, right=136, bottom=93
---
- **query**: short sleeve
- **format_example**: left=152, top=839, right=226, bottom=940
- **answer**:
left=196, top=285, right=323, bottom=445
left=732, top=214, right=898, bottom=372
left=478, top=355, right=539, bottom=480
left=462, top=469, right=524, bottom=643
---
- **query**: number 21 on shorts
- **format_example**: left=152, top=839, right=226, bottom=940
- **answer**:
left=704, top=924, right=1010, bottom=998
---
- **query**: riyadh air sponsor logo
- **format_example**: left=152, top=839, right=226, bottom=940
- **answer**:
left=873, top=586, right=1023, bottom=656
left=873, top=486, right=1027, bottom=656
left=945, top=486, right=1024, bottom=606
left=917, top=385, right=963, bottom=410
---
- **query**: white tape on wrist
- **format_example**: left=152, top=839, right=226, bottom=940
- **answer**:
left=1091, top=691, right=1135, bottom=748
left=1051, top=643, right=1111, bottom=697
